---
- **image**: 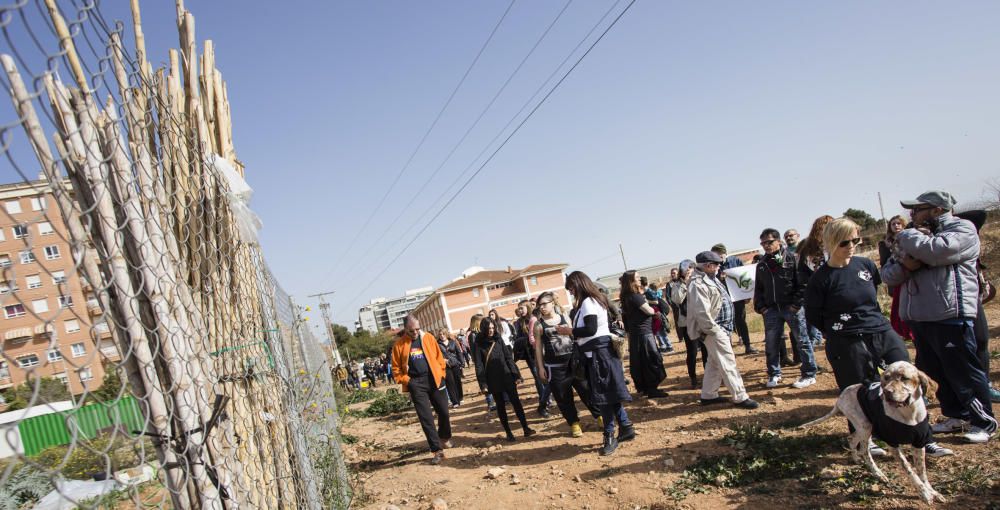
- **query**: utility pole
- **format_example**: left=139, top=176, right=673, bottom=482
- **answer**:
left=308, top=290, right=342, bottom=366
left=619, top=243, right=628, bottom=270
left=877, top=192, right=887, bottom=223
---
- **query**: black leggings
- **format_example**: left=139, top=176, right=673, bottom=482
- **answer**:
left=445, top=367, right=463, bottom=405
left=679, top=326, right=707, bottom=383
left=491, top=384, right=529, bottom=436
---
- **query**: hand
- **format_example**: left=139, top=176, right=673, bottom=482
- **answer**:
left=901, top=255, right=924, bottom=271
left=555, top=325, right=573, bottom=336
left=539, top=371, right=548, bottom=384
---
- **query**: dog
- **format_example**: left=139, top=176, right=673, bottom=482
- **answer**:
left=800, top=361, right=945, bottom=504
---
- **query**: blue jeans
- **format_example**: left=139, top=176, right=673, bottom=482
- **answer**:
left=764, top=307, right=816, bottom=379
left=655, top=333, right=673, bottom=351
left=601, top=403, right=631, bottom=435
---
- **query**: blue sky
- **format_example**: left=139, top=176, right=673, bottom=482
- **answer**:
left=3, top=1, right=999, bottom=332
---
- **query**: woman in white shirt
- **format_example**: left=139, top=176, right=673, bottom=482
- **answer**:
left=556, top=271, right=634, bottom=456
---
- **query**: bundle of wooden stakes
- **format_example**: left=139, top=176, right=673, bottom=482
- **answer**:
left=2, top=1, right=320, bottom=508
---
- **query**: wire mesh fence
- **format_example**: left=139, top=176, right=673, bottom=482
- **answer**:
left=0, top=1, right=349, bottom=508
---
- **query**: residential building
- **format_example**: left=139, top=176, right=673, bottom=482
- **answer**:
left=0, top=180, right=117, bottom=405
left=410, top=264, right=569, bottom=334
left=357, top=298, right=389, bottom=334
left=384, top=287, right=433, bottom=330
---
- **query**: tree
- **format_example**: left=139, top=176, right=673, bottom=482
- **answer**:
left=1, top=377, right=72, bottom=411
left=843, top=208, right=879, bottom=231
left=88, top=369, right=126, bottom=402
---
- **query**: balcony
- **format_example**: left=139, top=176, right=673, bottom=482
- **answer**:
left=93, top=322, right=112, bottom=338
left=87, top=298, right=103, bottom=314
left=100, top=345, right=121, bottom=361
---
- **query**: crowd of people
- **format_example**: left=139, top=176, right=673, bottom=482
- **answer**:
left=378, top=189, right=996, bottom=466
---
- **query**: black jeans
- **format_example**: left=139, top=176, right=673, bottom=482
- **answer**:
left=444, top=366, right=463, bottom=405
left=974, top=300, right=990, bottom=374
left=910, top=320, right=997, bottom=432
left=732, top=300, right=751, bottom=349
left=679, top=326, right=707, bottom=383
left=825, top=329, right=909, bottom=391
left=546, top=360, right=599, bottom=425
left=407, top=375, right=452, bottom=452
left=491, top=384, right=529, bottom=436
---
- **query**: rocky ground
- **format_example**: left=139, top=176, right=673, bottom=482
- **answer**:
left=342, top=304, right=1000, bottom=510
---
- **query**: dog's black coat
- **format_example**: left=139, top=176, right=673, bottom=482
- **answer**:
left=857, top=382, right=932, bottom=448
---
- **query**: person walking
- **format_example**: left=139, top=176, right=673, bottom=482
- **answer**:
left=795, top=215, right=834, bottom=347
left=671, top=259, right=708, bottom=388
left=335, top=364, right=348, bottom=390
left=514, top=300, right=551, bottom=417
left=882, top=191, right=996, bottom=444
left=754, top=228, right=818, bottom=389
left=390, top=316, right=453, bottom=464
left=711, top=244, right=757, bottom=355
left=620, top=270, right=668, bottom=399
left=558, top=271, right=634, bottom=456
left=533, top=291, right=601, bottom=437
left=687, top=251, right=759, bottom=409
left=666, top=268, right=686, bottom=348
left=467, top=313, right=496, bottom=412
left=473, top=317, right=537, bottom=442
left=438, top=329, right=465, bottom=408
left=648, top=284, right=675, bottom=353
left=805, top=217, right=953, bottom=457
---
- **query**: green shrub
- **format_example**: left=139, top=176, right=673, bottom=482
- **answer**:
left=356, top=389, right=411, bottom=418
left=31, top=434, right=155, bottom=480
left=0, top=463, right=54, bottom=510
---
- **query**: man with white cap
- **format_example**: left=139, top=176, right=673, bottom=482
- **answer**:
left=687, top=251, right=758, bottom=409
left=882, top=190, right=996, bottom=444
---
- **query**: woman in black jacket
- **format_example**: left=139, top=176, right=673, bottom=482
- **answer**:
left=437, top=329, right=464, bottom=408
left=474, top=317, right=536, bottom=441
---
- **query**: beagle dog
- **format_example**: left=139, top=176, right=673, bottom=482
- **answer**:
left=800, top=361, right=945, bottom=504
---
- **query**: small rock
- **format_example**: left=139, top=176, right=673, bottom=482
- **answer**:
left=607, top=487, right=619, bottom=495
left=663, top=458, right=675, bottom=467
left=429, top=498, right=448, bottom=510
left=485, top=467, right=506, bottom=479
left=871, top=484, right=881, bottom=492
left=574, top=475, right=583, bottom=483
left=560, top=493, right=567, bottom=499
left=770, top=397, right=784, bottom=405
left=819, top=467, right=841, bottom=480
left=510, top=475, right=521, bottom=485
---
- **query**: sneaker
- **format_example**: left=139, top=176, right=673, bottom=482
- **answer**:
left=744, top=347, right=760, bottom=355
left=931, top=417, right=968, bottom=434
left=766, top=376, right=782, bottom=388
left=430, top=451, right=445, bottom=465
left=523, top=427, right=537, bottom=438
left=792, top=377, right=817, bottom=389
left=665, top=348, right=675, bottom=354
left=600, top=433, right=619, bottom=456
left=868, top=440, right=887, bottom=457
left=734, top=398, right=759, bottom=410
left=924, top=442, right=954, bottom=457
left=617, top=424, right=636, bottom=442
left=699, top=397, right=727, bottom=406
left=963, top=426, right=993, bottom=444
left=990, top=387, right=1000, bottom=404
left=538, top=408, right=551, bottom=418
left=570, top=422, right=584, bottom=438
left=646, top=389, right=669, bottom=399
left=442, top=439, right=454, bottom=449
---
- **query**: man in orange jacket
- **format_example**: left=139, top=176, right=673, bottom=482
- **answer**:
left=391, top=316, right=453, bottom=464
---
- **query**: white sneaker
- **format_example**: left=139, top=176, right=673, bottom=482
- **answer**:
left=963, top=426, right=993, bottom=444
left=868, top=439, right=887, bottom=457
left=791, top=377, right=816, bottom=389
left=766, top=376, right=782, bottom=388
left=931, top=417, right=968, bottom=434
left=924, top=442, right=954, bottom=457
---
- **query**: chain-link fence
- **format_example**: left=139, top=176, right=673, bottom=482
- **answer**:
left=0, top=1, right=349, bottom=508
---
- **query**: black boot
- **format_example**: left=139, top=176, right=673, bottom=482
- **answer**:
left=617, top=424, right=636, bottom=442
left=600, top=433, right=618, bottom=456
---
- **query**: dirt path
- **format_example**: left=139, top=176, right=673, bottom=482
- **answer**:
left=344, top=305, right=1000, bottom=509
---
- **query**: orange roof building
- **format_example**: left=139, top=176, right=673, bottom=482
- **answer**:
left=410, top=264, right=570, bottom=334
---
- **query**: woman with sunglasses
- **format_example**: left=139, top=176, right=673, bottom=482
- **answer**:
left=473, top=317, right=537, bottom=442
left=533, top=291, right=600, bottom=437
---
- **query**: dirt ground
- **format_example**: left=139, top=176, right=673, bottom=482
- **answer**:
left=343, top=304, right=1000, bottom=510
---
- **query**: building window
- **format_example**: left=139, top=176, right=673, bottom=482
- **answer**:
left=38, top=222, right=54, bottom=236
left=472, top=288, right=480, bottom=298
left=13, top=224, right=29, bottom=239
left=47, top=349, right=63, bottom=362
left=0, top=362, right=9, bottom=380
left=17, top=354, right=39, bottom=368
left=79, top=367, right=93, bottom=381
left=0, top=282, right=12, bottom=294
left=0, top=229, right=4, bottom=241
left=30, top=197, right=46, bottom=211
left=19, top=250, right=36, bottom=264
left=65, top=319, right=80, bottom=333
left=530, top=276, right=538, bottom=285
left=58, top=295, right=73, bottom=309
left=4, top=304, right=26, bottom=318
left=5, top=200, right=22, bottom=214
left=71, top=343, right=86, bottom=357
left=52, top=271, right=66, bottom=284
left=53, top=372, right=68, bottom=385
left=0, top=254, right=10, bottom=267
left=44, top=246, right=60, bottom=260
left=32, top=298, right=48, bottom=313
left=26, top=274, right=41, bottom=289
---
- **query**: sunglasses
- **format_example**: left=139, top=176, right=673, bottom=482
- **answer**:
left=838, top=237, right=863, bottom=248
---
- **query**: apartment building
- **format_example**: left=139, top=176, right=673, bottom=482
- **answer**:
left=0, top=180, right=117, bottom=402
left=410, top=264, right=569, bottom=333
left=357, top=299, right=389, bottom=333
left=356, top=286, right=434, bottom=333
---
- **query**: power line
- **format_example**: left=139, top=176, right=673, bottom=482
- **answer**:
left=319, top=0, right=517, bottom=283
left=339, top=0, right=638, bottom=315
left=335, top=0, right=625, bottom=298
left=326, top=0, right=574, bottom=286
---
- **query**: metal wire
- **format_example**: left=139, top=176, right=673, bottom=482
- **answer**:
left=0, top=1, right=350, bottom=508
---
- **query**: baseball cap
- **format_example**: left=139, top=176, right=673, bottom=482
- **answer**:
left=900, top=191, right=957, bottom=210
left=696, top=251, right=724, bottom=264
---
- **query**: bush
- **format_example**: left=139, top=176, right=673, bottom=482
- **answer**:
left=356, top=389, right=411, bottom=418
left=1, top=377, right=72, bottom=411
left=0, top=463, right=53, bottom=510
left=31, top=433, right=155, bottom=480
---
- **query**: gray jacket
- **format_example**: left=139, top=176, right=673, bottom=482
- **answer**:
left=881, top=213, right=980, bottom=322
left=686, top=271, right=729, bottom=342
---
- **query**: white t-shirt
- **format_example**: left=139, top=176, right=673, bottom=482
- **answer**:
left=573, top=297, right=611, bottom=346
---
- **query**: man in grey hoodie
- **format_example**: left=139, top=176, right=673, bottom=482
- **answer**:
left=882, top=190, right=996, bottom=444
